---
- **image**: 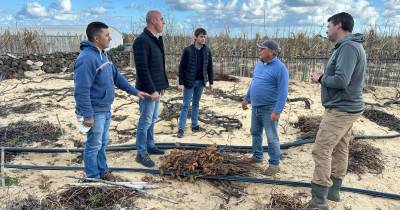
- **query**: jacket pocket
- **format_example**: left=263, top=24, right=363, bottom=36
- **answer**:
left=98, top=89, right=114, bottom=105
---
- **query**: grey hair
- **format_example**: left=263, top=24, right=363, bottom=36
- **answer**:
left=146, top=10, right=160, bottom=24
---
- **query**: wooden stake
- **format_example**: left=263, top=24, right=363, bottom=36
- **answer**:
left=1, top=147, right=5, bottom=187
left=56, top=114, right=64, bottom=135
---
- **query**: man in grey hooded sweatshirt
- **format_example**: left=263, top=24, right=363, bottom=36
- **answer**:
left=309, top=12, right=366, bottom=210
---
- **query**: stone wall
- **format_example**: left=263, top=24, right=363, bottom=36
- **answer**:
left=0, top=50, right=130, bottom=79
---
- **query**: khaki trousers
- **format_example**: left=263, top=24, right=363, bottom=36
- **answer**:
left=312, top=109, right=362, bottom=187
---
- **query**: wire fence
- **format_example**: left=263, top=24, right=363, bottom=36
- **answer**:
left=163, top=53, right=400, bottom=87
left=1, top=27, right=400, bottom=87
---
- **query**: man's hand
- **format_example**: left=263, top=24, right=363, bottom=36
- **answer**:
left=160, top=89, right=165, bottom=97
left=178, top=85, right=184, bottom=91
left=270, top=112, right=280, bottom=121
left=207, top=84, right=213, bottom=92
left=83, top=118, right=94, bottom=127
left=242, top=99, right=250, bottom=110
left=311, top=71, right=324, bottom=83
left=136, top=91, right=150, bottom=99
left=151, top=91, right=160, bottom=101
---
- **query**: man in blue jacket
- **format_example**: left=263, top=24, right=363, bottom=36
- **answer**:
left=242, top=40, right=289, bottom=176
left=74, top=22, right=148, bottom=180
left=177, top=28, right=214, bottom=138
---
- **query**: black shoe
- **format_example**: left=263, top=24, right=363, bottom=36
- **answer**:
left=136, top=154, right=155, bottom=167
left=148, top=147, right=165, bottom=155
left=177, top=129, right=184, bottom=138
left=191, top=126, right=203, bottom=132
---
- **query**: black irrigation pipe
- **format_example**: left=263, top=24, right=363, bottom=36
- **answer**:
left=4, top=164, right=400, bottom=201
left=2, top=133, right=399, bottom=154
left=353, top=133, right=400, bottom=140
left=2, top=139, right=316, bottom=153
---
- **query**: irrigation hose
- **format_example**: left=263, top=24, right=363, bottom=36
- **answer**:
left=3, top=132, right=399, bottom=153
left=4, top=164, right=400, bottom=201
left=2, top=139, right=315, bottom=153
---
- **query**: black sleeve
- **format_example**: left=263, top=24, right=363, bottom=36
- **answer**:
left=178, top=48, right=188, bottom=85
left=207, top=49, right=214, bottom=85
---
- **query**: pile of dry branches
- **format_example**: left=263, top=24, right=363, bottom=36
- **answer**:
left=363, top=109, right=400, bottom=132
left=7, top=186, right=139, bottom=210
left=293, top=116, right=322, bottom=139
left=0, top=120, right=63, bottom=147
left=214, top=73, right=240, bottom=82
left=159, top=97, right=242, bottom=134
left=208, top=85, right=243, bottom=102
left=263, top=190, right=312, bottom=210
left=5, top=194, right=42, bottom=210
left=160, top=146, right=257, bottom=177
left=348, top=140, right=385, bottom=174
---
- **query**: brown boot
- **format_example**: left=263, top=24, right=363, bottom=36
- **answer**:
left=246, top=156, right=263, bottom=163
left=100, top=171, right=123, bottom=182
left=263, top=165, right=280, bottom=176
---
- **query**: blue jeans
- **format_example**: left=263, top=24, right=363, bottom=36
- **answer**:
left=136, top=97, right=160, bottom=156
left=178, top=80, right=204, bottom=130
left=83, top=111, right=111, bottom=178
left=251, top=105, right=280, bottom=166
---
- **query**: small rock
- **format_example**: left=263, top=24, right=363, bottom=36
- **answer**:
left=68, top=63, right=75, bottom=72
left=0, top=60, right=3, bottom=65
left=26, top=60, right=34, bottom=65
left=22, top=63, right=30, bottom=71
left=6, top=53, right=16, bottom=59
left=11, top=62, right=18, bottom=67
left=24, top=70, right=45, bottom=78
left=34, top=61, right=44, bottom=67
left=30, top=65, right=41, bottom=70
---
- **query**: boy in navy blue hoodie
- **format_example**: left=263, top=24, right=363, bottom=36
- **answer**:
left=74, top=22, right=149, bottom=180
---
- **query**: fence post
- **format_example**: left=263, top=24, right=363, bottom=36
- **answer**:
left=1, top=147, right=5, bottom=187
left=129, top=51, right=134, bottom=68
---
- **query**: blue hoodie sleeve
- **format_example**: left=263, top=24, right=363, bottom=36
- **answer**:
left=74, top=54, right=96, bottom=120
left=244, top=80, right=252, bottom=102
left=112, top=65, right=138, bottom=96
left=273, top=66, right=289, bottom=113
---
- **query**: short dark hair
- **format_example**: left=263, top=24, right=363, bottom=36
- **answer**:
left=327, top=12, right=354, bottom=33
left=86, top=21, right=109, bottom=42
left=194, top=28, right=207, bottom=37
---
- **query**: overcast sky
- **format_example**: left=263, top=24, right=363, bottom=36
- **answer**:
left=0, top=0, right=399, bottom=36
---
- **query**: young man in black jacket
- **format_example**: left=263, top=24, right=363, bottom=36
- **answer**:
left=133, top=10, right=169, bottom=167
left=177, top=28, right=214, bottom=138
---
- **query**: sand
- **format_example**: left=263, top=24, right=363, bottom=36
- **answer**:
left=0, top=70, right=399, bottom=210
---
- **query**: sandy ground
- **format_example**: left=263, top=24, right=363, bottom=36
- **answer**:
left=0, top=69, right=399, bottom=210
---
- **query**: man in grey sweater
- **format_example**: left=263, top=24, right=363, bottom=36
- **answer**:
left=309, top=12, right=366, bottom=210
